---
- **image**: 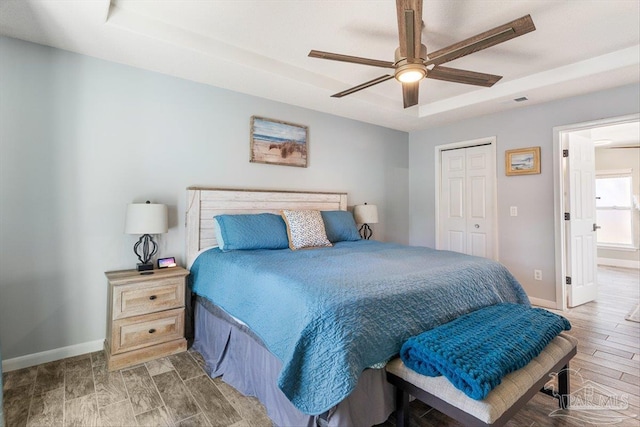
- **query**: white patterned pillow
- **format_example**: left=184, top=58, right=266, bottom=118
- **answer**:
left=281, top=210, right=332, bottom=250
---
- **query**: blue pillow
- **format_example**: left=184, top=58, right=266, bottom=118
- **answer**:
left=214, top=213, right=289, bottom=251
left=321, top=210, right=361, bottom=243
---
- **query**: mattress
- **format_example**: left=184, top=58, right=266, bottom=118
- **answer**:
left=189, top=240, right=529, bottom=415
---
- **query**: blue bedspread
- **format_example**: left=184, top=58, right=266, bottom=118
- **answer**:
left=190, top=240, right=530, bottom=415
left=400, top=303, right=571, bottom=400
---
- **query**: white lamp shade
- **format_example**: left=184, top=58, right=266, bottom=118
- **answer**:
left=353, top=204, right=378, bottom=224
left=124, top=203, right=168, bottom=234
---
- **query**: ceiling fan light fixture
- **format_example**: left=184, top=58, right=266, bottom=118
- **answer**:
left=308, top=1, right=535, bottom=109
left=395, top=66, right=426, bottom=83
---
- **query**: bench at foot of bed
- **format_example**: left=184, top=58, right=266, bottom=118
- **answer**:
left=385, top=333, right=578, bottom=427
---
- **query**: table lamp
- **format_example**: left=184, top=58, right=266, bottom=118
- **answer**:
left=124, top=201, right=168, bottom=273
left=353, top=203, right=378, bottom=240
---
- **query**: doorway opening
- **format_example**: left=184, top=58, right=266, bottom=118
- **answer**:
left=553, top=113, right=640, bottom=310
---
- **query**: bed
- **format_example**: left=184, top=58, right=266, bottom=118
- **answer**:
left=185, top=188, right=530, bottom=427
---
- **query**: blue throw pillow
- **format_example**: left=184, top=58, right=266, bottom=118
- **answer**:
left=321, top=210, right=361, bottom=243
left=214, top=213, right=289, bottom=251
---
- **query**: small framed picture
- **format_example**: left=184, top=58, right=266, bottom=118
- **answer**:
left=157, top=257, right=177, bottom=269
left=505, top=147, right=541, bottom=176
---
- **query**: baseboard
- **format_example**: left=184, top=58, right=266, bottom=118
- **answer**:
left=2, top=339, right=104, bottom=372
left=529, top=296, right=559, bottom=310
left=598, top=257, right=640, bottom=269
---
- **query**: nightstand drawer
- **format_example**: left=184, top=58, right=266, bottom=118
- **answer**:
left=113, top=278, right=185, bottom=319
left=112, top=308, right=185, bottom=354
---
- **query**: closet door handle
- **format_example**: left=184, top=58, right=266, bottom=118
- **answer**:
left=148, top=329, right=156, bottom=334
left=149, top=295, right=157, bottom=301
left=474, top=224, right=480, bottom=229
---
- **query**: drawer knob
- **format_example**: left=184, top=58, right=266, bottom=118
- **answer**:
left=149, top=295, right=157, bottom=300
left=148, top=328, right=156, bottom=334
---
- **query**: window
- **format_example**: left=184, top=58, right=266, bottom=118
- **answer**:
left=595, top=170, right=634, bottom=248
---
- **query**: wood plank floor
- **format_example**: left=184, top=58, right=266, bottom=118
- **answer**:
left=2, top=347, right=270, bottom=426
left=3, top=266, right=638, bottom=426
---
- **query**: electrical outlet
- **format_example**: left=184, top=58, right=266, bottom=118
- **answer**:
left=534, top=270, right=542, bottom=281
left=510, top=206, right=518, bottom=217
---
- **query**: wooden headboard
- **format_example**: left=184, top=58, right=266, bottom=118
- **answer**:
left=185, top=187, right=348, bottom=267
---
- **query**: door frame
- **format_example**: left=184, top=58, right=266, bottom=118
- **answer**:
left=434, top=136, right=499, bottom=260
left=552, top=113, right=640, bottom=310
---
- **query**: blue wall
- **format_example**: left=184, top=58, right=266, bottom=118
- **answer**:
left=0, top=36, right=409, bottom=360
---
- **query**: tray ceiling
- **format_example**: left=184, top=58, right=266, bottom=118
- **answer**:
left=0, top=0, right=638, bottom=131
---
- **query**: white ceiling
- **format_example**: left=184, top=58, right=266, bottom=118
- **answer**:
left=0, top=0, right=639, bottom=132
left=573, top=120, right=640, bottom=149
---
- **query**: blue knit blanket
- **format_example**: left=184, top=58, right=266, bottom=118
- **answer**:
left=400, top=303, right=571, bottom=400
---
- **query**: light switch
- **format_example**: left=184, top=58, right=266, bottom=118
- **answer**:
left=510, top=206, right=518, bottom=217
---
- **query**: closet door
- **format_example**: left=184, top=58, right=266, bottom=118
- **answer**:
left=440, top=149, right=467, bottom=254
left=439, top=145, right=495, bottom=259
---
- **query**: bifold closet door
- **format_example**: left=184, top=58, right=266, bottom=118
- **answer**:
left=439, top=145, right=495, bottom=259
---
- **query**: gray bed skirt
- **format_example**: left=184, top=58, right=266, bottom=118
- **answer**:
left=192, top=297, right=395, bottom=427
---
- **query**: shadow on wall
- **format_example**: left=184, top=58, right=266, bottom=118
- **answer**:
left=0, top=34, right=82, bottom=359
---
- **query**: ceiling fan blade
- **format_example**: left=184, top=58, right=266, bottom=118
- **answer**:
left=427, top=66, right=502, bottom=87
left=396, top=0, right=423, bottom=59
left=309, top=50, right=395, bottom=69
left=405, top=10, right=415, bottom=60
left=425, top=15, right=535, bottom=67
left=402, top=81, right=419, bottom=108
left=331, top=75, right=395, bottom=98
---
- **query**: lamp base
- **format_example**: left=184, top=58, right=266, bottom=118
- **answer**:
left=137, top=263, right=154, bottom=273
left=133, top=234, right=158, bottom=274
left=359, top=223, right=373, bottom=240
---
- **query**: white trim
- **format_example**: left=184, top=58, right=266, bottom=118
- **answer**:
left=434, top=136, right=499, bottom=261
left=598, top=257, right=640, bottom=269
left=553, top=113, right=640, bottom=311
left=529, top=296, right=559, bottom=310
left=598, top=244, right=637, bottom=251
left=2, top=339, right=103, bottom=372
left=552, top=128, right=566, bottom=310
left=596, top=169, right=633, bottom=177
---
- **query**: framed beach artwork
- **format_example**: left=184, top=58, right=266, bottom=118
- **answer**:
left=250, top=116, right=308, bottom=167
left=505, top=146, right=541, bottom=176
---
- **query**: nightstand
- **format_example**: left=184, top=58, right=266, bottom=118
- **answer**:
left=104, top=266, right=189, bottom=371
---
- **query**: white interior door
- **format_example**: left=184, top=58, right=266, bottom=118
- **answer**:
left=440, top=149, right=466, bottom=253
left=566, top=133, right=598, bottom=307
left=439, top=144, right=495, bottom=259
left=466, top=146, right=494, bottom=258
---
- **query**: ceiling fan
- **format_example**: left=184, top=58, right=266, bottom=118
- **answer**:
left=308, top=0, right=535, bottom=108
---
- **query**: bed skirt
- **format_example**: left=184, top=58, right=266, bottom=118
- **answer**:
left=192, top=297, right=395, bottom=427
